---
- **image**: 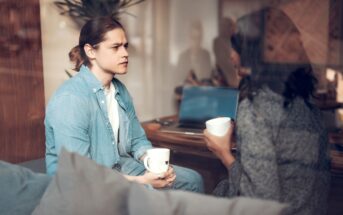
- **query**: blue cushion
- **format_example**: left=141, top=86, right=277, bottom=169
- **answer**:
left=0, top=161, right=51, bottom=215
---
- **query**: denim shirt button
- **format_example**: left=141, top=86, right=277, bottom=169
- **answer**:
left=93, top=88, right=96, bottom=92
left=112, top=163, right=121, bottom=171
left=101, top=100, right=105, bottom=104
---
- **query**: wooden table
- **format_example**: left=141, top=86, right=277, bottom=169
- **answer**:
left=142, top=116, right=228, bottom=193
left=141, top=111, right=343, bottom=195
left=316, top=100, right=343, bottom=110
left=329, top=130, right=343, bottom=175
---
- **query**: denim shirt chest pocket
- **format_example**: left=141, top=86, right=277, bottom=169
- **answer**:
left=115, top=91, right=134, bottom=156
left=118, top=107, right=132, bottom=155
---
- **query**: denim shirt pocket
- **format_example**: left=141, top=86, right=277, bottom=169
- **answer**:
left=118, top=108, right=131, bottom=155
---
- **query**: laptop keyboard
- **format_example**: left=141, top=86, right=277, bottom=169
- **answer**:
left=178, top=123, right=205, bottom=130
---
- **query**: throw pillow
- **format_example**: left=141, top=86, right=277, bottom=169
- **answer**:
left=0, top=161, right=51, bottom=215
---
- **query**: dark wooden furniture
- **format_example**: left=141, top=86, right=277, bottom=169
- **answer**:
left=142, top=116, right=229, bottom=193
left=143, top=114, right=343, bottom=194
left=0, top=0, right=45, bottom=163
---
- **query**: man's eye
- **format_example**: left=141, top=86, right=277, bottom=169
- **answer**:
left=124, top=44, right=129, bottom=49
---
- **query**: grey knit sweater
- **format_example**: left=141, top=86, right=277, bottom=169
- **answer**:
left=213, top=87, right=331, bottom=215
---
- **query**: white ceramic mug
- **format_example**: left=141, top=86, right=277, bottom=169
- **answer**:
left=205, top=117, right=231, bottom=136
left=143, top=148, right=170, bottom=174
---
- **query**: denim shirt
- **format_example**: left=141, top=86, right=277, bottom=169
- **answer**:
left=45, top=65, right=152, bottom=175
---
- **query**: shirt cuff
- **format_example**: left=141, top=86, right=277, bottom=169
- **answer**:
left=133, top=145, right=153, bottom=161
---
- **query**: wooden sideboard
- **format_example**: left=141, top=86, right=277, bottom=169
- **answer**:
left=142, top=114, right=343, bottom=193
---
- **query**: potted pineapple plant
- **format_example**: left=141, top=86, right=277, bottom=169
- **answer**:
left=53, top=0, right=145, bottom=76
left=54, top=0, right=145, bottom=27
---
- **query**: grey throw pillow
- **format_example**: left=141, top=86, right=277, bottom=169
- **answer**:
left=128, top=183, right=286, bottom=215
left=32, top=148, right=131, bottom=215
left=33, top=148, right=286, bottom=215
left=0, top=161, right=51, bottom=215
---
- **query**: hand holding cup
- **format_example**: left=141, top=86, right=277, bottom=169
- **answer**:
left=143, top=148, right=170, bottom=175
left=204, top=117, right=235, bottom=168
left=205, top=117, right=231, bottom=137
left=142, top=148, right=176, bottom=188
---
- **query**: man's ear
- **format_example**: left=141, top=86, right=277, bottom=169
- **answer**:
left=84, top=44, right=96, bottom=60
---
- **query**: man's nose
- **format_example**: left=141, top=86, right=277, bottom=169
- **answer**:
left=121, top=47, right=128, bottom=57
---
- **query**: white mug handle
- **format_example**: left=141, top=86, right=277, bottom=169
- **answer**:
left=143, top=156, right=153, bottom=172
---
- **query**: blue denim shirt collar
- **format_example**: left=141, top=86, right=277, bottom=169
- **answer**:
left=79, top=65, right=102, bottom=92
left=79, top=65, right=127, bottom=111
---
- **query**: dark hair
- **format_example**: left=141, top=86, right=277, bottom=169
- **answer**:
left=283, top=66, right=317, bottom=108
left=69, top=16, right=124, bottom=71
left=239, top=66, right=317, bottom=108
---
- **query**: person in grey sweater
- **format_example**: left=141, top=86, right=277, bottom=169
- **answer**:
left=204, top=66, right=331, bottom=215
left=204, top=7, right=331, bottom=214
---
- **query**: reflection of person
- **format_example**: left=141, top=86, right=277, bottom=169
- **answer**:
left=205, top=66, right=331, bottom=215
left=213, top=17, right=241, bottom=88
left=45, top=16, right=203, bottom=192
left=204, top=8, right=331, bottom=215
left=176, top=21, right=212, bottom=85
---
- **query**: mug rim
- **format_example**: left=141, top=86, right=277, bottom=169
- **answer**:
left=206, top=117, right=231, bottom=125
left=147, top=147, right=170, bottom=152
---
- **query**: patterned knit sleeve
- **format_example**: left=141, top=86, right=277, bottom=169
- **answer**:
left=231, top=97, right=281, bottom=201
left=212, top=160, right=242, bottom=197
left=227, top=160, right=243, bottom=196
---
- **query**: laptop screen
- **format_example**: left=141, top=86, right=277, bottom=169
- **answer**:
left=179, top=86, right=239, bottom=124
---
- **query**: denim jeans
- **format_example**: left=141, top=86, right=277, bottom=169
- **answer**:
left=118, top=157, right=204, bottom=193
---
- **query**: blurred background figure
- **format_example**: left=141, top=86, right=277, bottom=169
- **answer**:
left=213, top=17, right=241, bottom=88
left=174, top=20, right=213, bottom=107
left=175, top=20, right=212, bottom=87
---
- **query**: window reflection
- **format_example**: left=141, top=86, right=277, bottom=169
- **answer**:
left=0, top=1, right=342, bottom=212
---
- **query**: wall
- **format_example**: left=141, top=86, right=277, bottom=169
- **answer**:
left=39, top=0, right=79, bottom=106
left=40, top=0, right=341, bottom=121
left=40, top=0, right=219, bottom=121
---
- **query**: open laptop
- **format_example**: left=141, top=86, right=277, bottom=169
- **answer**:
left=160, top=86, right=239, bottom=135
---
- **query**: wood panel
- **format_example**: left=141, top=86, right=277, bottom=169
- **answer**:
left=220, top=0, right=343, bottom=67
left=328, top=0, right=343, bottom=67
left=0, top=0, right=45, bottom=163
left=263, top=7, right=310, bottom=64
left=279, top=0, right=330, bottom=65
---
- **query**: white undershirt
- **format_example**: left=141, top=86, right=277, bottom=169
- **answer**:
left=104, top=82, right=119, bottom=145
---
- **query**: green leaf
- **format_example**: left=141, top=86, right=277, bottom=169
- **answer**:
left=54, top=0, right=145, bottom=23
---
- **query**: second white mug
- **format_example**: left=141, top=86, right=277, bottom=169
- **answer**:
left=205, top=117, right=231, bottom=136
